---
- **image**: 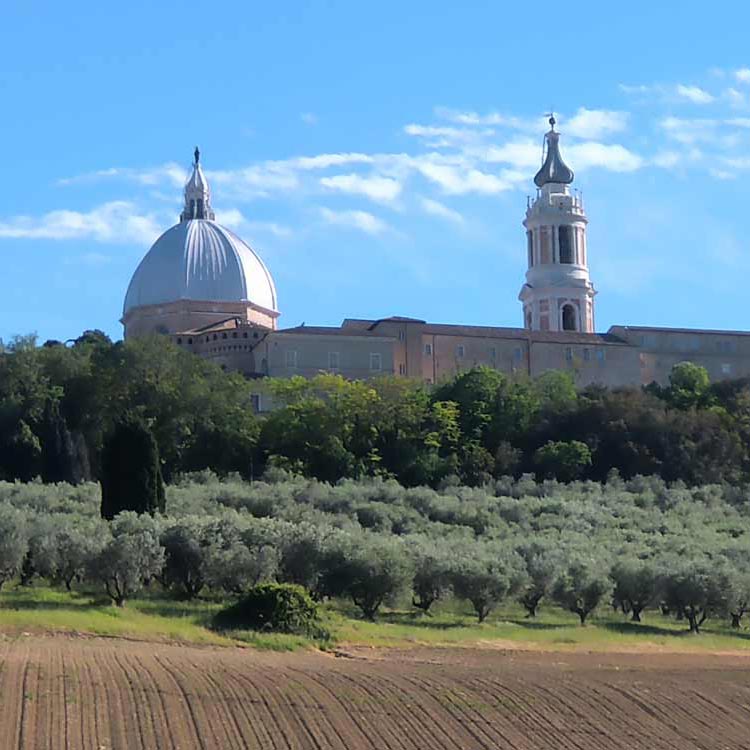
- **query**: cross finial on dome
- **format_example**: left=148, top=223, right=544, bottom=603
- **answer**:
left=194, top=146, right=200, bottom=165
left=546, top=112, right=556, bottom=131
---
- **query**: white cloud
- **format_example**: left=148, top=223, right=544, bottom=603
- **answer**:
left=216, top=208, right=292, bottom=237
left=319, top=207, right=389, bottom=234
left=659, top=116, right=718, bottom=144
left=566, top=143, right=644, bottom=172
left=675, top=84, right=714, bottom=104
left=320, top=173, right=402, bottom=203
left=288, top=153, right=374, bottom=170
left=564, top=108, right=629, bottom=139
left=480, top=140, right=540, bottom=169
left=0, top=201, right=162, bottom=244
left=404, top=123, right=494, bottom=147
left=419, top=197, right=464, bottom=224
left=618, top=83, right=656, bottom=95
left=736, top=68, right=750, bottom=84
left=58, top=163, right=187, bottom=188
left=415, top=162, right=512, bottom=195
left=300, top=112, right=318, bottom=125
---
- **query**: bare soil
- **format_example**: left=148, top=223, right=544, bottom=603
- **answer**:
left=1, top=635, right=750, bottom=749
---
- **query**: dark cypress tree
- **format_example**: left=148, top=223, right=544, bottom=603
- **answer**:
left=100, top=415, right=166, bottom=520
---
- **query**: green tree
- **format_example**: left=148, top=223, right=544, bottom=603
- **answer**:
left=337, top=537, right=413, bottom=620
left=0, top=506, right=28, bottom=589
left=450, top=551, right=526, bottom=623
left=100, top=415, right=166, bottom=520
left=662, top=562, right=732, bottom=633
left=666, top=362, right=712, bottom=410
left=88, top=512, right=164, bottom=606
left=552, top=559, right=610, bottom=625
left=610, top=558, right=660, bottom=622
left=533, top=440, right=592, bottom=482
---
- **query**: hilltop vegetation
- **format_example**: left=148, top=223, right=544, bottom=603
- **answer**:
left=1, top=330, right=749, bottom=487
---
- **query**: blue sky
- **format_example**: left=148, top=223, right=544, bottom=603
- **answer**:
left=2, top=0, right=750, bottom=342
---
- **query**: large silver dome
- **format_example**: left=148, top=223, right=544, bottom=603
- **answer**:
left=123, top=218, right=278, bottom=315
left=123, top=148, right=278, bottom=318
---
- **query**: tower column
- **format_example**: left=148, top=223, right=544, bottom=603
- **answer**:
left=518, top=116, right=596, bottom=334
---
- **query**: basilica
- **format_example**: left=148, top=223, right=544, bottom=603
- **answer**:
left=122, top=124, right=750, bottom=404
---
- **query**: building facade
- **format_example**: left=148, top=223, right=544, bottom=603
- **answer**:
left=122, top=133, right=750, bottom=398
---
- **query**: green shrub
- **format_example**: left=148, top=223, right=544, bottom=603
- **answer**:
left=213, top=582, right=324, bottom=637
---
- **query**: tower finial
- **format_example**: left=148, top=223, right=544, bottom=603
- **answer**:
left=547, top=112, right=556, bottom=131
left=194, top=146, right=200, bottom=165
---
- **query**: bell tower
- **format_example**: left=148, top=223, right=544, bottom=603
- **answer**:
left=519, top=116, right=596, bottom=333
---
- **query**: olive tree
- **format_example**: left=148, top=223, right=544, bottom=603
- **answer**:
left=727, top=574, right=750, bottom=629
left=161, top=520, right=208, bottom=599
left=552, top=559, right=611, bottom=625
left=451, top=550, right=526, bottom=623
left=205, top=542, right=279, bottom=595
left=410, top=542, right=453, bottom=614
left=516, top=542, right=559, bottom=618
left=89, top=512, right=164, bottom=606
left=662, top=562, right=732, bottom=634
left=610, top=558, right=660, bottom=622
left=20, top=514, right=58, bottom=585
left=0, top=505, right=27, bottom=590
left=338, top=537, right=413, bottom=620
left=53, top=520, right=104, bottom=591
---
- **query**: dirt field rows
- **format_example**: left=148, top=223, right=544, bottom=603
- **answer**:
left=0, top=636, right=749, bottom=749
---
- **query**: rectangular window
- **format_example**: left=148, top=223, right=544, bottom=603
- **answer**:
left=583, top=348, right=591, bottom=361
left=565, top=348, right=573, bottom=362
left=527, top=230, right=534, bottom=267
left=398, top=363, right=406, bottom=375
left=456, top=344, right=465, bottom=358
left=489, top=347, right=497, bottom=359
left=596, top=349, right=605, bottom=362
left=328, top=351, right=340, bottom=372
left=370, top=353, right=382, bottom=372
left=513, top=347, right=522, bottom=361
left=424, top=343, right=432, bottom=355
left=398, top=330, right=405, bottom=342
left=285, top=349, right=298, bottom=368
left=540, top=226, right=551, bottom=264
left=558, top=226, right=574, bottom=263
left=250, top=394, right=261, bottom=412
left=722, top=363, right=732, bottom=375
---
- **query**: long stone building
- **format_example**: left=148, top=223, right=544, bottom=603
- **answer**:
left=122, top=129, right=750, bottom=401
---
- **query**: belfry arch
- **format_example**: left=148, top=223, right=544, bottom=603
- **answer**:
left=562, top=304, right=577, bottom=332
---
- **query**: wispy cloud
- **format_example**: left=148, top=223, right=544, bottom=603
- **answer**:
left=675, top=84, right=714, bottom=104
left=414, top=161, right=514, bottom=195
left=320, top=173, right=402, bottom=203
left=0, top=201, right=162, bottom=244
left=217, top=209, right=293, bottom=237
left=736, top=68, right=750, bottom=84
left=319, top=207, right=389, bottom=234
left=564, top=108, right=629, bottom=139
left=419, top=197, right=464, bottom=224
left=566, top=142, right=644, bottom=172
left=58, top=163, right=187, bottom=188
left=300, top=112, right=318, bottom=125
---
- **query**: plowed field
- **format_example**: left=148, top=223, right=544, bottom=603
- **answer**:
left=0, top=636, right=749, bottom=749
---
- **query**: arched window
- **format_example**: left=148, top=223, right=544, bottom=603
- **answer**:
left=562, top=304, right=577, bottom=331
left=558, top=226, right=574, bottom=264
